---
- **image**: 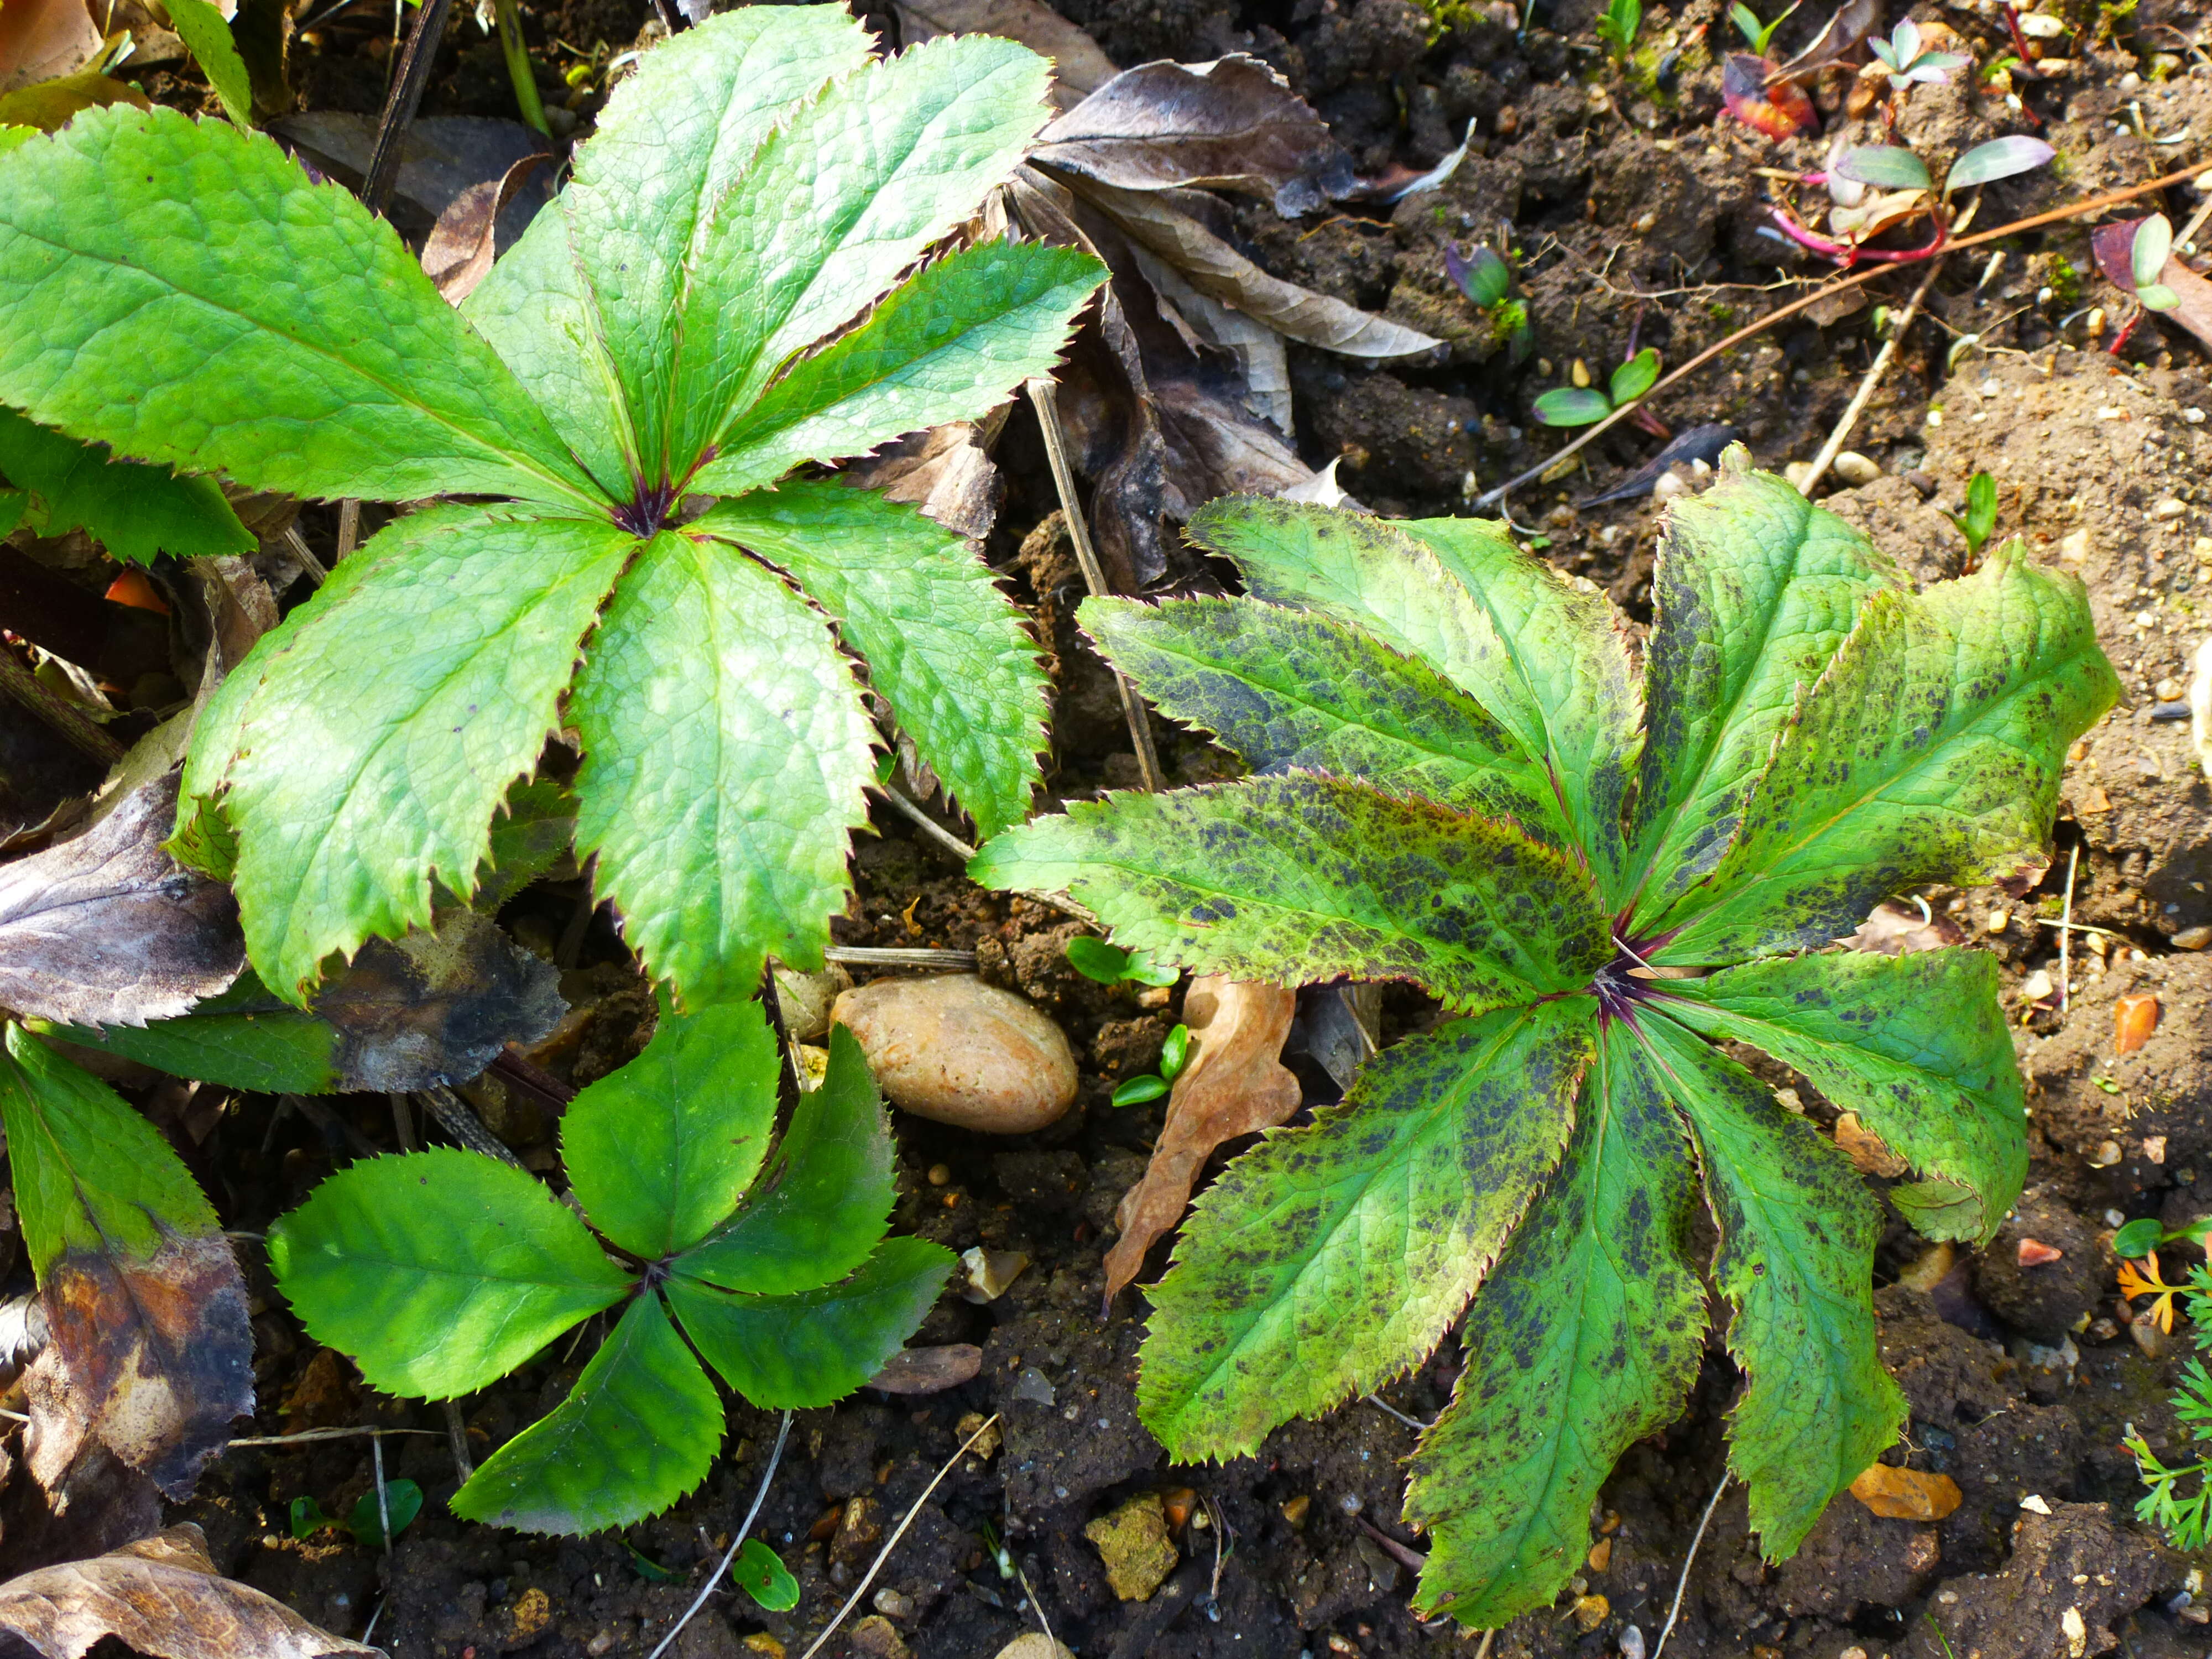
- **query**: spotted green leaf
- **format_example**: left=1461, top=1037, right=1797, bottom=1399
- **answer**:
left=972, top=774, right=1611, bottom=1013
left=1636, top=1011, right=1906, bottom=1555
left=1659, top=947, right=2026, bottom=1242
left=450, top=1292, right=722, bottom=1533
left=1139, top=999, right=1594, bottom=1458
left=1405, top=1023, right=1705, bottom=1624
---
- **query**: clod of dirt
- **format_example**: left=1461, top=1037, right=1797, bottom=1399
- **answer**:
left=831, top=974, right=1077, bottom=1132
left=1975, top=1192, right=2106, bottom=1342
left=992, top=1635, right=1077, bottom=1659
left=1908, top=1501, right=2179, bottom=1659
left=1083, top=1491, right=1179, bottom=1601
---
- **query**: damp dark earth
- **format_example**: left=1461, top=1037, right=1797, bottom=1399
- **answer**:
left=0, top=0, right=2209, bottom=1655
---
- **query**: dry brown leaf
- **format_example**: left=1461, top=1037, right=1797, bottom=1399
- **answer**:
left=1849, top=1463, right=1963, bottom=1520
left=0, top=1524, right=383, bottom=1657
left=1102, top=977, right=1301, bottom=1305
left=273, top=114, right=555, bottom=249
left=27, top=1231, right=252, bottom=1501
left=890, top=0, right=1117, bottom=108
left=423, top=150, right=553, bottom=304
left=867, top=1343, right=984, bottom=1394
left=1067, top=178, right=1439, bottom=360
left=0, top=0, right=99, bottom=95
left=2146, top=258, right=2212, bottom=356
left=1034, top=55, right=1355, bottom=217
left=1844, top=900, right=1964, bottom=956
left=1834, top=1111, right=1908, bottom=1177
left=0, top=771, right=243, bottom=1027
left=842, top=415, right=1007, bottom=544
left=1769, top=0, right=1879, bottom=84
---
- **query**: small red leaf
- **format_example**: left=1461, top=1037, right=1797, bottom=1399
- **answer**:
left=1724, top=55, right=1815, bottom=138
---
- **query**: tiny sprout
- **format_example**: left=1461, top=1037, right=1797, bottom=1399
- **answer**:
left=1866, top=18, right=1970, bottom=90
left=1533, top=347, right=1660, bottom=427
left=1067, top=935, right=1179, bottom=987
left=1729, top=0, right=1801, bottom=55
left=2133, top=215, right=2180, bottom=312
left=1112, top=1020, right=1192, bottom=1107
left=1595, top=0, right=1642, bottom=62
left=1446, top=242, right=1536, bottom=362
left=1948, top=471, right=1998, bottom=559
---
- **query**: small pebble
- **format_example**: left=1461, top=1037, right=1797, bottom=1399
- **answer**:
left=2154, top=499, right=2189, bottom=519
left=2157, top=677, right=2184, bottom=700
left=2152, top=701, right=2190, bottom=721
left=873, top=1588, right=916, bottom=1619
left=2059, top=529, right=2091, bottom=562
left=2173, top=925, right=2211, bottom=950
left=1985, top=909, right=2009, bottom=934
left=1907, top=469, right=1939, bottom=498
left=1832, top=451, right=1882, bottom=486
left=832, top=975, right=1077, bottom=1133
left=2020, top=1493, right=2053, bottom=1514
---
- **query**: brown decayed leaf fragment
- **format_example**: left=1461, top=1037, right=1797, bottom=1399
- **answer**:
left=1849, top=1463, right=1963, bottom=1520
left=0, top=1524, right=382, bottom=1658
left=1768, top=0, right=1879, bottom=84
left=0, top=0, right=98, bottom=95
left=27, top=1233, right=253, bottom=1501
left=890, top=0, right=1118, bottom=108
left=423, top=150, right=554, bottom=304
left=1102, top=977, right=1302, bottom=1306
left=0, top=771, right=243, bottom=1027
left=2114, top=991, right=2159, bottom=1056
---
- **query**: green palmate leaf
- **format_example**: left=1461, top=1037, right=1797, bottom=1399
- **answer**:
left=677, top=1026, right=895, bottom=1295
left=667, top=1235, right=954, bottom=1408
left=1139, top=999, right=1595, bottom=1458
left=195, top=507, right=633, bottom=1000
left=470, top=778, right=578, bottom=914
left=561, top=999, right=780, bottom=1260
left=692, top=239, right=1104, bottom=499
left=557, top=4, right=874, bottom=477
left=1079, top=595, right=1562, bottom=839
left=0, top=1024, right=219, bottom=1272
left=668, top=35, right=1051, bottom=469
left=0, top=407, right=251, bottom=565
left=460, top=203, right=634, bottom=500
left=1627, top=457, right=1899, bottom=924
left=0, top=108, right=599, bottom=509
left=696, top=483, right=1048, bottom=838
left=1406, top=1023, right=1705, bottom=1624
left=36, top=971, right=343, bottom=1094
left=267, top=1147, right=633, bottom=1399
left=1656, top=545, right=2119, bottom=964
left=971, top=774, right=1611, bottom=1011
left=571, top=532, right=877, bottom=1004
left=1660, top=948, right=2025, bottom=1242
left=1636, top=1011, right=1906, bottom=1554
left=165, top=0, right=254, bottom=126
left=451, top=1292, right=722, bottom=1533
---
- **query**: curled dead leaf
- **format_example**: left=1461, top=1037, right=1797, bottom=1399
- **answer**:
left=0, top=0, right=100, bottom=95
left=1034, top=55, right=1356, bottom=218
left=0, top=1524, right=383, bottom=1657
left=273, top=113, right=556, bottom=251
left=1834, top=1111, right=1910, bottom=1178
left=423, top=150, right=553, bottom=304
left=2114, top=992, right=2159, bottom=1056
left=0, top=771, right=243, bottom=1027
left=1849, top=1463, right=1963, bottom=1521
left=890, top=0, right=1118, bottom=108
left=1102, top=977, right=1302, bottom=1305
left=1845, top=900, right=1963, bottom=956
left=1769, top=0, right=1879, bottom=84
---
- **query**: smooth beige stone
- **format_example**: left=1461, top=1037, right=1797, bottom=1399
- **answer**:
left=831, top=974, right=1076, bottom=1133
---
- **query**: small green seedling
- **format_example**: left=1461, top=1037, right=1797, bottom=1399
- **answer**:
left=1949, top=471, right=1999, bottom=559
left=1595, top=0, right=1642, bottom=61
left=1443, top=243, right=1535, bottom=363
left=1835, top=136, right=2056, bottom=201
left=0, top=7, right=1104, bottom=1010
left=269, top=999, right=952, bottom=1534
left=730, top=1538, right=802, bottom=1611
left=1533, top=347, right=1660, bottom=427
left=290, top=1480, right=425, bottom=1548
left=2132, top=215, right=2182, bottom=312
left=1111, top=1021, right=1192, bottom=1107
left=1729, top=0, right=1801, bottom=55
left=1867, top=18, right=1970, bottom=89
left=1066, top=936, right=1179, bottom=987
left=975, top=450, right=2117, bottom=1626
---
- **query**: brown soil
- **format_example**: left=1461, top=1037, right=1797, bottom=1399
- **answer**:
left=34, top=0, right=2212, bottom=1654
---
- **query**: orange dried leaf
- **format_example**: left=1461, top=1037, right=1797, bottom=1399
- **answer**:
left=1100, top=976, right=1301, bottom=1306
left=103, top=568, right=169, bottom=614
left=2115, top=992, right=2158, bottom=1056
left=1849, top=1463, right=1963, bottom=1521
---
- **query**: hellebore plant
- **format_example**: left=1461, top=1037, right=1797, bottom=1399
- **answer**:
left=1771, top=134, right=2054, bottom=264
left=975, top=453, right=2117, bottom=1625
left=271, top=1001, right=950, bottom=1533
left=0, top=6, right=1104, bottom=1008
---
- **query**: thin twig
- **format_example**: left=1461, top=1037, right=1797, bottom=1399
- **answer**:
left=2033, top=915, right=2124, bottom=940
left=372, top=1431, right=394, bottom=1568
left=1361, top=1392, right=1436, bottom=1433
left=1652, top=1470, right=1730, bottom=1659
left=282, top=524, right=330, bottom=587
left=825, top=946, right=979, bottom=969
left=647, top=1411, right=794, bottom=1659
left=2059, top=841, right=2080, bottom=1013
left=1474, top=158, right=2212, bottom=511
left=1024, top=377, right=1165, bottom=792
left=797, top=1413, right=1003, bottom=1659
left=336, top=501, right=362, bottom=564
left=416, top=1084, right=523, bottom=1166
left=444, top=1400, right=474, bottom=1482
left=388, top=1093, right=416, bottom=1152
left=1801, top=252, right=1948, bottom=495
left=361, top=0, right=457, bottom=216
left=875, top=782, right=977, bottom=862
left=0, top=650, right=124, bottom=765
